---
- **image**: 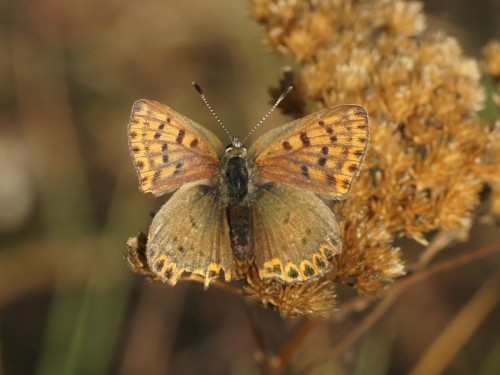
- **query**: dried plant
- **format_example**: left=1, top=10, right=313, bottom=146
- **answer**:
left=243, top=0, right=499, bottom=315
left=127, top=0, right=498, bottom=326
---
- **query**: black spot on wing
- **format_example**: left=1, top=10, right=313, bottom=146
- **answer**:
left=326, top=174, right=335, bottom=185
left=288, top=268, right=299, bottom=279
left=176, top=129, right=185, bottom=144
left=153, top=259, right=165, bottom=272
left=301, top=165, right=309, bottom=178
left=314, top=257, right=326, bottom=269
left=354, top=149, right=364, bottom=157
left=299, top=132, right=311, bottom=147
left=303, top=264, right=315, bottom=277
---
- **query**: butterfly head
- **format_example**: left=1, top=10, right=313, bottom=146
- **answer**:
left=225, top=137, right=246, bottom=157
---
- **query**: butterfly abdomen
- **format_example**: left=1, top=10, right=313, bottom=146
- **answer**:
left=227, top=205, right=253, bottom=261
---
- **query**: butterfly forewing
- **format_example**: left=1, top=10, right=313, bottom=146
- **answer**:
left=250, top=182, right=342, bottom=283
left=249, top=105, right=369, bottom=198
left=147, top=183, right=234, bottom=288
left=128, top=99, right=223, bottom=196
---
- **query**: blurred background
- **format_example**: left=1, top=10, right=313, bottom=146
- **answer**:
left=0, top=1, right=499, bottom=374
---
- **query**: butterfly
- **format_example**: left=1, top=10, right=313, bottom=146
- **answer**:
left=128, top=88, right=369, bottom=288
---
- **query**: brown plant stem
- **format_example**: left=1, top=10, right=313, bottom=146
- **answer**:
left=335, top=294, right=377, bottom=321
left=297, top=290, right=401, bottom=375
left=275, top=318, right=320, bottom=373
left=398, top=242, right=499, bottom=289
left=293, top=242, right=500, bottom=374
left=243, top=298, right=279, bottom=374
left=409, top=273, right=500, bottom=375
left=412, top=227, right=470, bottom=271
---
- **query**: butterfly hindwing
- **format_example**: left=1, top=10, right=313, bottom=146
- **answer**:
left=250, top=182, right=342, bottom=283
left=128, top=99, right=224, bottom=196
left=249, top=105, right=369, bottom=198
left=147, top=183, right=234, bottom=288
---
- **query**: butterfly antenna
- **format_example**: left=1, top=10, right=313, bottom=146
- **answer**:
left=241, top=85, right=293, bottom=144
left=192, top=82, right=233, bottom=143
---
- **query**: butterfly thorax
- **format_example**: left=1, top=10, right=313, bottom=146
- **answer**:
left=221, top=143, right=249, bottom=202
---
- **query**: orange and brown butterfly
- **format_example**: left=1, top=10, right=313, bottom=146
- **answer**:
left=127, top=84, right=369, bottom=288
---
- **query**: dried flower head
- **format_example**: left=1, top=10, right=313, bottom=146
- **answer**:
left=244, top=265, right=337, bottom=318
left=126, top=0, right=498, bottom=319
left=243, top=0, right=498, bottom=312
